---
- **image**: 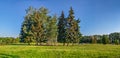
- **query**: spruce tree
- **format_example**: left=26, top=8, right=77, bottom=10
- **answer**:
left=31, top=11, right=44, bottom=45
left=32, top=7, right=49, bottom=45
left=66, top=7, right=81, bottom=45
left=66, top=7, right=75, bottom=45
left=58, top=11, right=67, bottom=45
left=73, top=18, right=81, bottom=44
left=20, top=7, right=49, bottom=45
left=20, top=6, right=35, bottom=45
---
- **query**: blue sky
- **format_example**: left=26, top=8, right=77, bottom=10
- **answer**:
left=0, top=0, right=120, bottom=37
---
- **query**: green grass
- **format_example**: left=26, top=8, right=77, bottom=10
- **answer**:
left=0, top=44, right=120, bottom=58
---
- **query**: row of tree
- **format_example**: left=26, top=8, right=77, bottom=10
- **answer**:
left=57, top=8, right=82, bottom=46
left=20, top=6, right=81, bottom=46
left=1, top=32, right=119, bottom=45
left=80, top=32, right=120, bottom=45
left=0, top=37, right=19, bottom=45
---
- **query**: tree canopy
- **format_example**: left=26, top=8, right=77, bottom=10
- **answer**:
left=20, top=6, right=82, bottom=46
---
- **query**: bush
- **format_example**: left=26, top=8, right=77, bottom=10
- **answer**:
left=114, top=39, right=119, bottom=45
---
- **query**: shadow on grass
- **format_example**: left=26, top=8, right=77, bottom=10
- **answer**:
left=0, top=53, right=20, bottom=58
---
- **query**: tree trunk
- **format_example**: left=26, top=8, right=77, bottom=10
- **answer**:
left=67, top=42, right=69, bottom=46
left=72, top=42, right=74, bottom=46
left=36, top=38, right=39, bottom=45
left=28, top=42, right=30, bottom=45
left=63, top=42, right=65, bottom=46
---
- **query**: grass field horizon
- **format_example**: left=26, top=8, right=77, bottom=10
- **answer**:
left=0, top=44, right=120, bottom=58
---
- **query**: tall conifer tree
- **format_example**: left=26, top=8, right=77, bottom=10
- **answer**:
left=20, top=6, right=35, bottom=45
left=58, top=11, right=67, bottom=45
left=66, top=7, right=81, bottom=45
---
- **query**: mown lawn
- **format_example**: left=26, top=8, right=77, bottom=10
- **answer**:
left=0, top=44, right=120, bottom=58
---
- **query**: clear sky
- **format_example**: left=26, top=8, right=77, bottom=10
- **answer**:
left=0, top=0, right=120, bottom=37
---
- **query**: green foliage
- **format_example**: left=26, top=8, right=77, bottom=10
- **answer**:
left=20, top=6, right=81, bottom=46
left=0, top=37, right=19, bottom=45
left=80, top=33, right=120, bottom=45
left=80, top=36, right=92, bottom=43
left=109, top=32, right=120, bottom=44
left=66, top=7, right=81, bottom=46
left=91, top=36, right=97, bottom=44
left=58, top=11, right=66, bottom=45
left=20, top=6, right=60, bottom=45
left=20, top=6, right=35, bottom=44
left=31, top=7, right=49, bottom=45
left=102, top=35, right=109, bottom=44
left=114, top=39, right=119, bottom=45
left=80, top=35, right=105, bottom=44
left=20, top=7, right=49, bottom=45
left=46, top=15, right=58, bottom=45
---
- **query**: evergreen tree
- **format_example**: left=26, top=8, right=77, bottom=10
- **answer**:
left=20, top=6, right=35, bottom=45
left=73, top=18, right=82, bottom=44
left=66, top=7, right=74, bottom=46
left=47, top=15, right=58, bottom=45
left=20, top=7, right=49, bottom=45
left=20, top=6, right=81, bottom=46
left=58, top=11, right=67, bottom=45
left=32, top=7, right=49, bottom=45
left=66, top=7, right=81, bottom=45
left=31, top=11, right=44, bottom=45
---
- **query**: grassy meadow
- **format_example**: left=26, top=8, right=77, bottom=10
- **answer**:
left=0, top=44, right=120, bottom=58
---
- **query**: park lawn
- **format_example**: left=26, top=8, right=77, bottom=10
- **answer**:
left=0, top=44, right=120, bottom=58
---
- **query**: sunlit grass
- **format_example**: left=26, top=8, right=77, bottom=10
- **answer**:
left=0, top=44, right=120, bottom=58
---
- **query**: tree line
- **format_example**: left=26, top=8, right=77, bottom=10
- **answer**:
left=0, top=32, right=119, bottom=45
left=20, top=6, right=81, bottom=46
left=80, top=32, right=120, bottom=45
left=0, top=37, right=19, bottom=45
